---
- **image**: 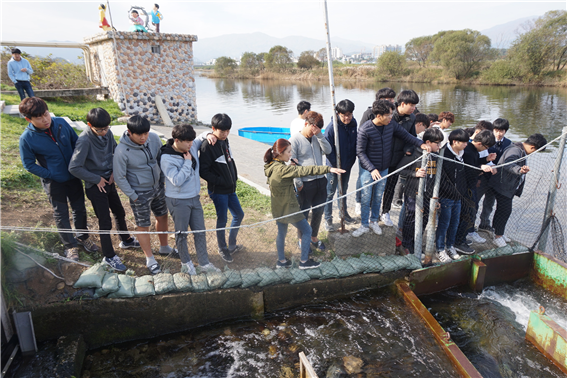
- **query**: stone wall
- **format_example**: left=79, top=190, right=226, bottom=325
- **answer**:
left=84, top=31, right=197, bottom=124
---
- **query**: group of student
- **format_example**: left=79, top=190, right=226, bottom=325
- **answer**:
left=19, top=97, right=243, bottom=275
left=281, top=87, right=547, bottom=265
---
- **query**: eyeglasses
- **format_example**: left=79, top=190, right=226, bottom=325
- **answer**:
left=94, top=126, right=110, bottom=133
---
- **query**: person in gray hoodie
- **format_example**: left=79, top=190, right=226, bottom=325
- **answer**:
left=112, top=116, right=176, bottom=275
left=69, top=108, right=140, bottom=272
left=158, top=124, right=220, bottom=275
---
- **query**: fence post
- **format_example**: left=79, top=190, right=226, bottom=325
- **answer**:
left=414, top=153, right=429, bottom=260
left=538, top=126, right=567, bottom=252
left=424, top=147, right=445, bottom=264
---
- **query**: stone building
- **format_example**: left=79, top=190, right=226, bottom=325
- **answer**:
left=84, top=31, right=197, bottom=124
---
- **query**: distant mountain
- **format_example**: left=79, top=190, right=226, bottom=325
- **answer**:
left=481, top=16, right=535, bottom=49
left=193, top=32, right=377, bottom=63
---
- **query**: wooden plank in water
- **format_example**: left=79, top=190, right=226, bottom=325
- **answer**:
left=299, top=351, right=318, bottom=378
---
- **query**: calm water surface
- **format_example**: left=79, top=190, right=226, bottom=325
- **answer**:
left=195, top=75, right=567, bottom=140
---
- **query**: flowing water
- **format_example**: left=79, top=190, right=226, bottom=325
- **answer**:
left=420, top=279, right=567, bottom=378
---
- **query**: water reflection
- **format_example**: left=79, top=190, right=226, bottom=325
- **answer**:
left=196, top=74, right=567, bottom=141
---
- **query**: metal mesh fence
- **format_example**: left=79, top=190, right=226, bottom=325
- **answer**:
left=3, top=130, right=567, bottom=297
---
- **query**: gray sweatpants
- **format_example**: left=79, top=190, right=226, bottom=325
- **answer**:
left=166, top=196, right=210, bottom=266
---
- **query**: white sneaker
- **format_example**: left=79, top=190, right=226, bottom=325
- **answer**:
left=369, top=221, right=382, bottom=235
left=355, top=202, right=361, bottom=216
left=502, top=235, right=511, bottom=243
left=447, top=246, right=461, bottom=260
left=437, top=250, right=452, bottom=263
left=494, top=236, right=507, bottom=248
left=181, top=261, right=197, bottom=275
left=201, top=263, right=221, bottom=273
left=468, top=232, right=486, bottom=244
left=352, top=226, right=369, bottom=237
left=380, top=213, right=394, bottom=227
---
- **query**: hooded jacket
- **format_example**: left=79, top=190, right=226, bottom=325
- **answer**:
left=290, top=131, right=332, bottom=188
left=158, top=138, right=203, bottom=199
left=199, top=138, right=238, bottom=194
left=68, top=127, right=116, bottom=189
left=264, top=160, right=330, bottom=224
left=439, top=145, right=468, bottom=200
left=489, top=142, right=527, bottom=199
left=397, top=148, right=437, bottom=198
left=113, top=131, right=163, bottom=201
left=19, top=117, right=78, bottom=183
left=391, top=108, right=417, bottom=167
left=7, top=57, right=33, bottom=83
left=324, top=117, right=358, bottom=172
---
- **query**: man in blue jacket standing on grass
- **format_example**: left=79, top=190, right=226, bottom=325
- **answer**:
left=19, top=97, right=99, bottom=261
left=7, top=48, right=35, bottom=101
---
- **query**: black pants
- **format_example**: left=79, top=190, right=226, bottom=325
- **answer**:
left=42, top=177, right=88, bottom=249
left=455, top=188, right=477, bottom=245
left=402, top=196, right=430, bottom=252
left=382, top=169, right=399, bottom=214
left=492, top=191, right=513, bottom=236
left=298, top=177, right=327, bottom=238
left=85, top=182, right=131, bottom=258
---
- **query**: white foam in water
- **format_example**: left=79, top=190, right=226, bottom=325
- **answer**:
left=480, top=286, right=567, bottom=330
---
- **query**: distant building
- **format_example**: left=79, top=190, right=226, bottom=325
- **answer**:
left=331, top=47, right=343, bottom=60
left=206, top=58, right=217, bottom=66
left=373, top=45, right=402, bottom=58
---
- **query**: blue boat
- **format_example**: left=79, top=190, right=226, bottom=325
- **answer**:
left=238, top=127, right=291, bottom=145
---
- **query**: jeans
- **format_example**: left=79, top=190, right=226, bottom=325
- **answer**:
left=85, top=183, right=131, bottom=258
left=166, top=196, right=210, bottom=266
left=324, top=170, right=351, bottom=221
left=436, top=198, right=461, bottom=251
left=356, top=168, right=363, bottom=204
left=298, top=177, right=327, bottom=238
left=276, top=219, right=312, bottom=262
left=15, top=80, right=34, bottom=100
left=359, top=167, right=388, bottom=227
left=42, top=177, right=88, bottom=249
left=209, top=191, right=244, bottom=250
left=455, top=188, right=477, bottom=245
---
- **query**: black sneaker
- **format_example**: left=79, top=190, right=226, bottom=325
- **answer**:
left=454, top=243, right=475, bottom=255
left=218, top=247, right=233, bottom=263
left=228, top=245, right=243, bottom=255
left=276, top=259, right=292, bottom=268
left=343, top=214, right=357, bottom=224
left=158, top=247, right=179, bottom=257
left=311, top=240, right=326, bottom=251
left=478, top=224, right=495, bottom=233
left=299, top=259, right=321, bottom=270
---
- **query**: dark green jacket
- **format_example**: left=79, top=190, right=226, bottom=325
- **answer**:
left=264, top=160, right=330, bottom=223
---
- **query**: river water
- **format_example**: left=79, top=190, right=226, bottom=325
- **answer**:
left=195, top=74, right=567, bottom=141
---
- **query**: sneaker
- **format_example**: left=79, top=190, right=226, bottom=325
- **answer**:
left=392, top=201, right=403, bottom=209
left=148, top=263, right=161, bottom=275
left=502, top=235, right=511, bottom=243
left=77, top=238, right=100, bottom=253
left=119, top=237, right=140, bottom=249
left=454, top=243, right=475, bottom=255
left=436, top=250, right=452, bottom=263
left=65, top=247, right=80, bottom=261
left=201, top=263, right=221, bottom=273
left=218, top=247, right=233, bottom=263
left=447, top=246, right=461, bottom=260
left=325, top=220, right=337, bottom=232
left=466, top=238, right=473, bottom=246
left=468, top=232, right=486, bottom=244
left=311, top=240, right=326, bottom=250
left=228, top=245, right=243, bottom=255
left=343, top=214, right=357, bottom=224
left=478, top=224, right=495, bottom=233
left=276, top=259, right=292, bottom=268
left=181, top=261, right=197, bottom=275
left=352, top=225, right=370, bottom=237
left=103, top=255, right=127, bottom=271
left=299, top=259, right=321, bottom=270
left=494, top=236, right=507, bottom=248
left=158, top=247, right=179, bottom=257
left=380, top=213, right=394, bottom=227
left=369, top=221, right=382, bottom=235
left=355, top=202, right=361, bottom=216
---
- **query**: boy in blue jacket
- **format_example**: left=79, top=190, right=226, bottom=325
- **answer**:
left=19, top=97, right=99, bottom=261
left=324, top=99, right=357, bottom=232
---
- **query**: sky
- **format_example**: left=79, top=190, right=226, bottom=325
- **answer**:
left=1, top=1, right=565, bottom=47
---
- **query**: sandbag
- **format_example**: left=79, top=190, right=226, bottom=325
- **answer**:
left=319, top=261, right=340, bottom=279
left=359, top=254, right=384, bottom=273
left=331, top=257, right=357, bottom=277
left=154, top=273, right=176, bottom=295
left=191, top=274, right=210, bottom=292
left=107, top=274, right=135, bottom=298
left=496, top=244, right=515, bottom=256
left=377, top=255, right=406, bottom=272
left=173, top=272, right=193, bottom=292
left=289, top=268, right=310, bottom=284
left=405, top=254, right=422, bottom=271
left=511, top=244, right=530, bottom=254
left=240, top=269, right=262, bottom=288
left=206, top=271, right=228, bottom=290
left=134, top=275, right=155, bottom=297
left=273, top=267, right=293, bottom=284
left=304, top=267, right=322, bottom=279
left=74, top=263, right=107, bottom=289
left=222, top=267, right=242, bottom=289
left=256, top=267, right=281, bottom=287
left=94, top=272, right=120, bottom=298
left=346, top=257, right=368, bottom=274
